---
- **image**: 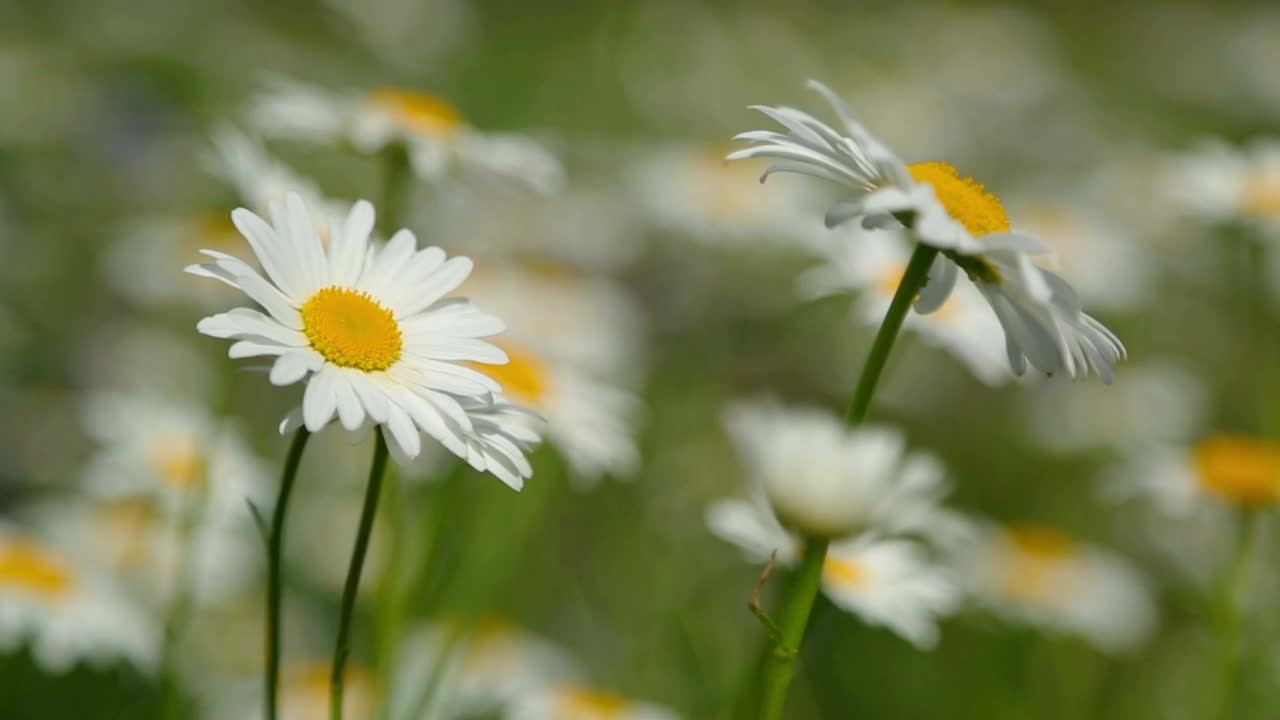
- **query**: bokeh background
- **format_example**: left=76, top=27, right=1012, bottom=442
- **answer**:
left=3, top=1, right=1280, bottom=718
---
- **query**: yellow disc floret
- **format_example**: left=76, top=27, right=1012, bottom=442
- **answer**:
left=368, top=88, right=465, bottom=138
left=0, top=540, right=74, bottom=599
left=301, top=286, right=403, bottom=372
left=558, top=687, right=631, bottom=719
left=148, top=434, right=206, bottom=492
left=1195, top=435, right=1280, bottom=508
left=907, top=161, right=1011, bottom=237
left=1000, top=525, right=1077, bottom=603
left=823, top=555, right=868, bottom=588
left=473, top=342, right=550, bottom=405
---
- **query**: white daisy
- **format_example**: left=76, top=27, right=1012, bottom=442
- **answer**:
left=0, top=525, right=157, bottom=672
left=706, top=493, right=962, bottom=651
left=1165, top=139, right=1280, bottom=228
left=105, top=213, right=246, bottom=309
left=461, top=264, right=644, bottom=484
left=187, top=192, right=539, bottom=489
left=797, top=225, right=1010, bottom=386
left=1107, top=435, right=1280, bottom=514
left=256, top=660, right=379, bottom=720
left=507, top=685, right=679, bottom=720
left=250, top=78, right=563, bottom=194
left=210, top=127, right=349, bottom=232
left=80, top=392, right=268, bottom=513
left=728, top=81, right=1125, bottom=381
left=961, top=524, right=1156, bottom=654
left=629, top=142, right=824, bottom=247
left=387, top=618, right=578, bottom=719
left=1023, top=361, right=1207, bottom=453
left=722, top=399, right=959, bottom=539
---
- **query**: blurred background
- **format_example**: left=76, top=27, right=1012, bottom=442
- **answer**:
left=3, top=1, right=1280, bottom=718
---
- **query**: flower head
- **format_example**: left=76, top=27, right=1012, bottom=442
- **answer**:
left=509, top=684, right=679, bottom=720
left=188, top=192, right=539, bottom=489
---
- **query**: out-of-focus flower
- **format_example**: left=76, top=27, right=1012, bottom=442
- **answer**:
left=210, top=128, right=350, bottom=232
left=508, top=684, right=679, bottom=720
left=721, top=400, right=957, bottom=539
left=80, top=392, right=266, bottom=512
left=1109, top=435, right=1280, bottom=514
left=264, top=660, right=378, bottom=720
left=706, top=493, right=961, bottom=650
left=462, top=264, right=644, bottom=484
left=1024, top=362, right=1207, bottom=453
left=961, top=524, right=1156, bottom=653
left=1166, top=140, right=1280, bottom=229
left=797, top=226, right=1010, bottom=385
left=250, top=79, right=563, bottom=194
left=187, top=193, right=539, bottom=488
left=387, top=618, right=578, bottom=719
left=629, top=143, right=823, bottom=247
left=105, top=214, right=246, bottom=309
left=729, top=81, right=1125, bottom=381
left=0, top=526, right=157, bottom=672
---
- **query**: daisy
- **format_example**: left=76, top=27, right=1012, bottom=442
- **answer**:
left=1108, top=435, right=1280, bottom=514
left=508, top=685, right=679, bottom=720
left=728, top=81, right=1125, bottom=381
left=961, top=523, right=1156, bottom=654
left=187, top=192, right=539, bottom=489
left=797, top=225, right=1011, bottom=386
left=721, top=399, right=961, bottom=539
left=1165, top=139, right=1280, bottom=229
left=250, top=78, right=563, bottom=194
left=461, top=263, right=643, bottom=484
left=105, top=213, right=246, bottom=309
left=80, top=391, right=268, bottom=513
left=210, top=127, right=349, bottom=233
left=270, top=660, right=378, bottom=720
left=706, top=489, right=962, bottom=650
left=0, top=525, right=157, bottom=672
left=387, top=618, right=578, bottom=719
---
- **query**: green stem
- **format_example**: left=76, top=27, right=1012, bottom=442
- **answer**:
left=758, top=537, right=829, bottom=720
left=331, top=428, right=390, bottom=720
left=266, top=427, right=312, bottom=720
left=158, top=459, right=211, bottom=720
left=1214, top=511, right=1260, bottom=720
left=844, top=243, right=938, bottom=426
left=380, top=144, right=412, bottom=236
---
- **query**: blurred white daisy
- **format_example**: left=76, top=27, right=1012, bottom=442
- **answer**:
left=187, top=192, right=539, bottom=488
left=1023, top=361, right=1207, bottom=453
left=961, top=524, right=1156, bottom=654
left=1108, top=435, right=1280, bottom=514
left=250, top=79, right=563, bottom=194
left=729, top=81, right=1125, bottom=381
left=0, top=525, right=157, bottom=672
left=210, top=128, right=349, bottom=232
left=721, top=399, right=961, bottom=540
left=629, top=142, right=824, bottom=247
left=797, top=225, right=1010, bottom=385
left=1165, top=139, right=1280, bottom=228
left=105, top=213, right=245, bottom=309
left=706, top=490, right=962, bottom=650
left=80, top=392, right=267, bottom=513
left=387, top=618, right=578, bottom=719
left=462, top=264, right=644, bottom=484
left=508, top=685, right=679, bottom=720
left=273, top=660, right=378, bottom=720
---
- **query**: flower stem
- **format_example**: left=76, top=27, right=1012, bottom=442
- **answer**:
left=380, top=143, right=412, bottom=236
left=845, top=243, right=938, bottom=426
left=331, top=428, right=390, bottom=720
left=266, top=427, right=311, bottom=720
left=1214, top=510, right=1260, bottom=720
left=757, top=537, right=829, bottom=720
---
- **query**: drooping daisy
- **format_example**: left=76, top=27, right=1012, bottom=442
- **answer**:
left=0, top=525, right=157, bottom=672
left=797, top=225, right=1010, bottom=386
left=460, top=263, right=644, bottom=484
left=387, top=618, right=578, bottom=719
left=706, top=487, right=963, bottom=650
left=629, top=142, right=825, bottom=247
left=250, top=78, right=563, bottom=194
left=961, top=523, right=1156, bottom=654
left=187, top=192, right=539, bottom=489
left=507, top=685, right=679, bottom=720
left=1023, top=361, right=1207, bottom=453
left=728, top=81, right=1125, bottom=381
left=721, top=399, right=963, bottom=540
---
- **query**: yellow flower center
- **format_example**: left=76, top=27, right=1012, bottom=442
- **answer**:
left=148, top=435, right=206, bottom=492
left=288, top=662, right=375, bottom=720
left=1195, top=435, right=1280, bottom=508
left=823, top=555, right=868, bottom=588
left=472, top=342, right=550, bottom=405
left=907, top=161, right=1011, bottom=237
left=0, top=540, right=74, bottom=599
left=95, top=498, right=158, bottom=570
left=368, top=88, right=465, bottom=139
left=1243, top=170, right=1280, bottom=220
left=700, top=144, right=773, bottom=219
left=558, top=687, right=631, bottom=719
left=301, top=286, right=403, bottom=372
left=1000, top=525, right=1077, bottom=602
